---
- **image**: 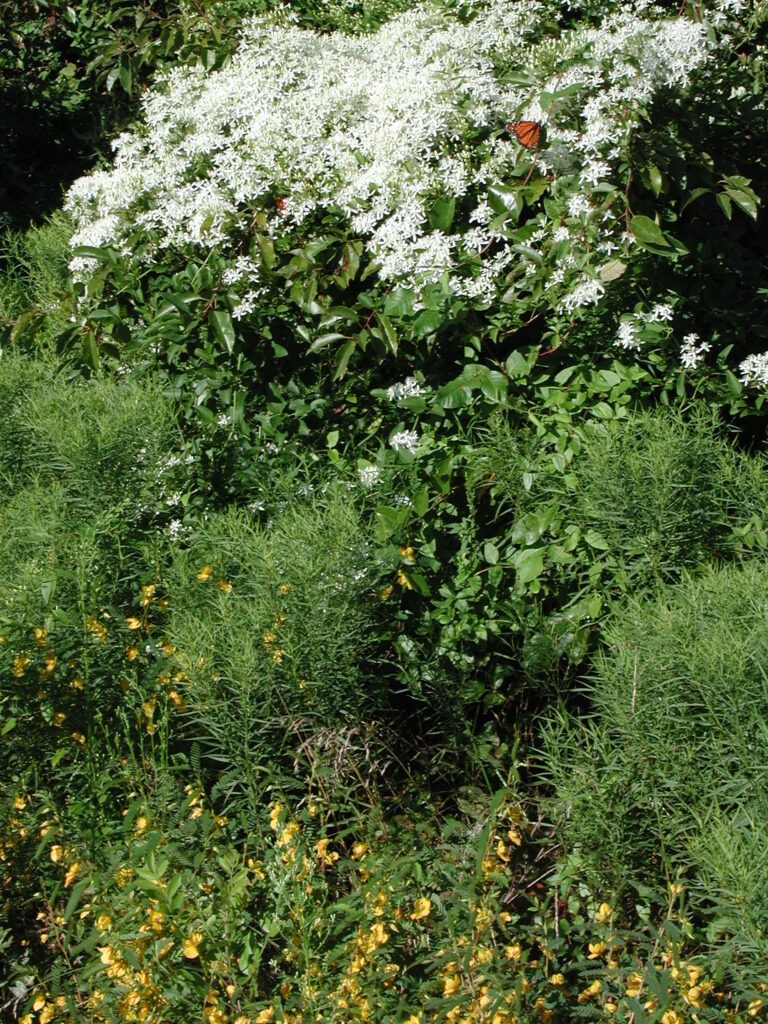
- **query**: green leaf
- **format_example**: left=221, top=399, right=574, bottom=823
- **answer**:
left=648, top=164, right=663, bottom=196
left=256, top=233, right=275, bottom=270
left=82, top=333, right=99, bottom=370
left=516, top=548, right=544, bottom=583
left=309, top=332, right=346, bottom=353
left=428, top=196, right=455, bottom=232
left=725, top=369, right=743, bottom=396
left=598, top=259, right=627, bottom=282
left=630, top=215, right=667, bottom=246
left=412, top=488, right=429, bottom=517
left=375, top=313, right=398, bottom=356
left=209, top=310, right=235, bottom=354
left=333, top=338, right=356, bottom=380
left=484, top=542, right=500, bottom=565
left=680, top=186, right=712, bottom=215
left=383, top=288, right=416, bottom=318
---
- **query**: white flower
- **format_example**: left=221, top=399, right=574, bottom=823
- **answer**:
left=358, top=464, right=382, bottom=488
left=560, top=276, right=605, bottom=314
left=649, top=302, right=674, bottom=322
left=680, top=332, right=711, bottom=369
left=390, top=429, right=420, bottom=454
left=739, top=353, right=768, bottom=388
left=567, top=193, right=591, bottom=218
left=386, top=377, right=425, bottom=401
left=553, top=225, right=570, bottom=242
left=616, top=319, right=640, bottom=351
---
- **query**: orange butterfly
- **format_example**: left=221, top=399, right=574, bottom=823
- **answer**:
left=507, top=120, right=542, bottom=149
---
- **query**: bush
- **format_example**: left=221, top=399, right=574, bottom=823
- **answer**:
left=163, top=489, right=391, bottom=798
left=542, top=558, right=768, bottom=980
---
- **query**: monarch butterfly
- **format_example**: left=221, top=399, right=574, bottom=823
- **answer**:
left=507, top=120, right=542, bottom=149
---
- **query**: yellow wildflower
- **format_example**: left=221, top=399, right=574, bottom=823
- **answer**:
left=39, top=1005, right=54, bottom=1024
left=505, top=942, right=522, bottom=960
left=49, top=844, right=63, bottom=863
left=64, top=861, right=81, bottom=887
left=749, top=1000, right=763, bottom=1018
left=595, top=902, right=613, bottom=924
left=126, top=617, right=142, bottom=630
left=378, top=585, right=393, bottom=601
left=197, top=565, right=212, bottom=581
left=35, top=627, right=48, bottom=645
left=71, top=675, right=84, bottom=691
left=12, top=655, right=30, bottom=677
left=578, top=980, right=602, bottom=1003
left=661, top=1013, right=683, bottom=1024
left=410, top=897, right=431, bottom=921
left=95, top=914, right=112, bottom=931
left=588, top=941, right=606, bottom=958
left=396, top=570, right=413, bottom=589
left=135, top=816, right=149, bottom=836
left=13, top=795, right=26, bottom=810
left=52, top=711, right=66, bottom=727
left=351, top=841, right=368, bottom=859
left=72, top=731, right=86, bottom=745
left=316, top=838, right=339, bottom=866
left=443, top=975, right=461, bottom=997
left=219, top=579, right=232, bottom=593
left=550, top=973, right=566, bottom=987
left=255, top=1010, right=275, bottom=1023
left=125, top=645, right=139, bottom=660
left=183, top=932, right=204, bottom=959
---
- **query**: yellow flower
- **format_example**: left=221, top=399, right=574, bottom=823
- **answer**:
left=405, top=1016, right=421, bottom=1024
left=35, top=627, right=48, bottom=645
left=12, top=655, right=29, bottom=677
left=749, top=1000, right=763, bottom=1018
left=141, top=699, right=156, bottom=719
left=95, top=914, right=112, bottom=931
left=578, top=980, right=602, bottom=1003
left=50, top=844, right=63, bottom=863
left=52, top=711, right=66, bottom=727
left=141, top=584, right=155, bottom=606
left=71, top=675, right=84, bottom=691
left=72, top=731, right=86, bottom=745
left=126, top=617, right=142, bottom=630
left=233, top=1018, right=252, bottom=1024
left=255, top=1010, right=275, bottom=1023
left=135, top=816, right=149, bottom=836
left=399, top=546, right=416, bottom=563
left=595, top=902, right=613, bottom=924
left=13, top=795, right=26, bottom=810
left=39, top=1005, right=54, bottom=1024
left=661, top=1012, right=683, bottom=1024
left=64, top=861, right=81, bottom=887
left=219, top=579, right=232, bottom=593
left=587, top=940, right=606, bottom=959
left=505, top=942, right=522, bottom=960
left=351, top=841, right=368, bottom=860
left=396, top=570, right=413, bottom=590
left=410, top=897, right=431, bottom=921
left=550, top=973, right=566, bottom=987
left=183, top=932, right=204, bottom=959
left=443, top=975, right=461, bottom=997
left=125, top=645, right=139, bottom=661
left=197, top=565, right=212, bottom=581
left=378, top=585, right=393, bottom=601
left=99, top=945, right=116, bottom=965
left=316, top=838, right=339, bottom=866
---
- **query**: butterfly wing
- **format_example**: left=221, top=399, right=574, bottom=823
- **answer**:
left=508, top=120, right=541, bottom=149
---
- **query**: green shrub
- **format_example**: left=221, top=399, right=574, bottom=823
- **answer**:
left=163, top=489, right=388, bottom=798
left=542, top=558, right=768, bottom=979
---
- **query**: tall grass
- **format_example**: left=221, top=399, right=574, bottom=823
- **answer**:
left=542, top=558, right=768, bottom=978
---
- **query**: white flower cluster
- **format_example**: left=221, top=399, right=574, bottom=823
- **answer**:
left=386, top=377, right=425, bottom=401
left=679, top=332, right=711, bottom=370
left=358, top=464, right=382, bottom=488
left=64, top=0, right=714, bottom=310
left=390, top=429, right=420, bottom=454
left=739, top=353, right=768, bottom=388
